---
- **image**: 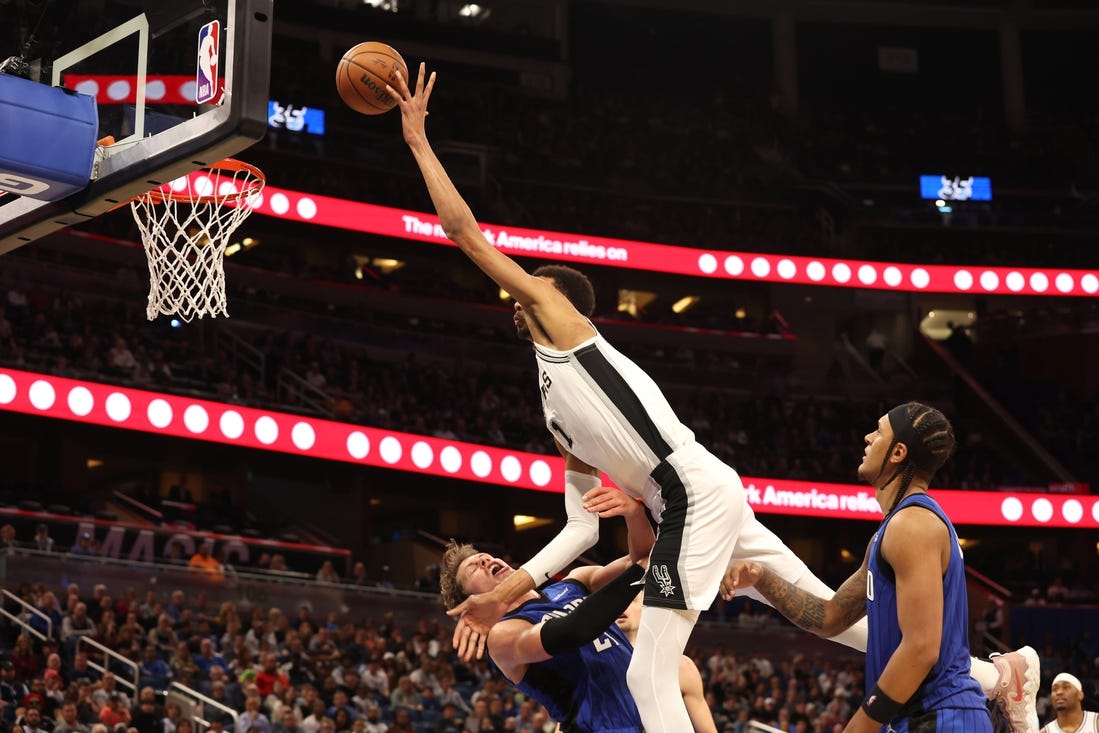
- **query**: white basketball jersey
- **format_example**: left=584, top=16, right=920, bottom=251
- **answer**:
left=1041, top=711, right=1099, bottom=733
left=534, top=333, right=699, bottom=519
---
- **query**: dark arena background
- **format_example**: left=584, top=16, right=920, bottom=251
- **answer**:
left=0, top=0, right=1097, bottom=731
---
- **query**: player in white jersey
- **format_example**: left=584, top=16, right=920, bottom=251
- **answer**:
left=1041, top=673, right=1099, bottom=733
left=388, top=63, right=1040, bottom=733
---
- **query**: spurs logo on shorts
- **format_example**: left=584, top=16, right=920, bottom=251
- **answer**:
left=652, top=564, right=677, bottom=597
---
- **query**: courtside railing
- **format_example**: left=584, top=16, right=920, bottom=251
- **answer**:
left=78, top=635, right=139, bottom=694
left=170, top=681, right=239, bottom=730
left=0, top=589, right=52, bottom=641
left=748, top=721, right=787, bottom=733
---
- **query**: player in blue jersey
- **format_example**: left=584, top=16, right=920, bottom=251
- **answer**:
left=439, top=484, right=654, bottom=733
left=722, top=403, right=994, bottom=733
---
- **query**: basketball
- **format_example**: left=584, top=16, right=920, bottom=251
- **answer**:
left=336, top=41, right=408, bottom=116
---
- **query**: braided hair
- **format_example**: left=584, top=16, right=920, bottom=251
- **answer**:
left=882, top=402, right=956, bottom=514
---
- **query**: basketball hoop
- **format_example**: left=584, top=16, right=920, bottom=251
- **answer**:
left=131, top=158, right=265, bottom=321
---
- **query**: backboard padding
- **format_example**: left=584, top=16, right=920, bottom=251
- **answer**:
left=0, top=0, right=272, bottom=254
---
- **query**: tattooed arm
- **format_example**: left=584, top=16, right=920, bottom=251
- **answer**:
left=720, top=547, right=869, bottom=638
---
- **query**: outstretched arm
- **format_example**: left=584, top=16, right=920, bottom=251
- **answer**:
left=721, top=548, right=869, bottom=639
left=390, top=65, right=540, bottom=304
left=390, top=65, right=593, bottom=350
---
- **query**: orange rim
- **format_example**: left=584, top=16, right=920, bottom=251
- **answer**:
left=137, top=158, right=265, bottom=205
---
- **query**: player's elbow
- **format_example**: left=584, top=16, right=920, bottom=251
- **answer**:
left=819, top=607, right=854, bottom=639
left=908, top=636, right=942, bottom=671
left=442, top=220, right=482, bottom=249
left=574, top=523, right=600, bottom=551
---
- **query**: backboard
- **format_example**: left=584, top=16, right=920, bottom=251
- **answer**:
left=0, top=0, right=272, bottom=253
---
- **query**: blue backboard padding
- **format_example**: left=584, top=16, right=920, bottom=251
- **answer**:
left=0, top=74, right=98, bottom=201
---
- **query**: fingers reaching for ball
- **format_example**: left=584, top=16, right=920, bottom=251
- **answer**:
left=388, top=62, right=436, bottom=108
left=389, top=62, right=437, bottom=144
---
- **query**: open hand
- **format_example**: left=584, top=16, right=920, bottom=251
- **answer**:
left=446, top=592, right=507, bottom=661
left=387, top=61, right=436, bottom=146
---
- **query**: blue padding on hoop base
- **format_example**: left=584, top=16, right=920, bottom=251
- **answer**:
left=0, top=74, right=98, bottom=202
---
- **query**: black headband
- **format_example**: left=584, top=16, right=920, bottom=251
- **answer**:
left=887, top=403, right=936, bottom=473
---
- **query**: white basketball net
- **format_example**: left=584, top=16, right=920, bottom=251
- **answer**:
left=131, top=159, right=265, bottom=321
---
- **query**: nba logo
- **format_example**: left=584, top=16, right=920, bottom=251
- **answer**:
left=195, top=20, right=220, bottom=104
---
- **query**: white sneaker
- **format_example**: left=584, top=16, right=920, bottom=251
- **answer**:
left=990, top=646, right=1040, bottom=733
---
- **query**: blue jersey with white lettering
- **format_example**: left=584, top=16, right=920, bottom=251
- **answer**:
left=866, top=493, right=989, bottom=725
left=489, top=579, right=642, bottom=733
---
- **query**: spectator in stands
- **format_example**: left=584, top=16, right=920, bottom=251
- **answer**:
left=273, top=709, right=301, bottom=733
left=34, top=524, right=55, bottom=553
left=107, top=337, right=136, bottom=375
left=0, top=524, right=17, bottom=548
left=10, top=635, right=38, bottom=680
left=174, top=721, right=194, bottom=733
left=86, top=586, right=110, bottom=625
left=168, top=643, right=193, bottom=682
left=1047, top=576, right=1070, bottom=604
left=330, top=709, right=352, bottom=733
left=195, top=639, right=229, bottom=680
left=255, top=653, right=289, bottom=698
left=92, top=673, right=131, bottom=710
left=300, top=701, right=326, bottom=733
left=74, top=683, right=98, bottom=725
left=165, top=592, right=186, bottom=623
left=188, top=544, right=224, bottom=579
left=137, top=592, right=159, bottom=625
left=386, top=710, right=414, bottom=733
left=359, top=704, right=386, bottom=733
left=269, top=555, right=292, bottom=574
left=139, top=645, right=172, bottom=690
left=435, top=674, right=469, bottom=716
left=0, top=660, right=28, bottom=719
left=433, top=703, right=462, bottom=733
left=94, top=606, right=119, bottom=646
left=43, top=669, right=66, bottom=709
left=98, top=693, right=131, bottom=732
left=357, top=658, right=388, bottom=699
left=62, top=602, right=98, bottom=650
left=54, top=702, right=89, bottom=733
left=69, top=653, right=100, bottom=686
left=147, top=615, right=179, bottom=654
left=408, top=654, right=442, bottom=696
left=236, top=697, right=272, bottom=733
left=389, top=676, right=422, bottom=716
left=31, top=592, right=63, bottom=639
left=345, top=563, right=366, bottom=586
left=19, top=704, right=53, bottom=733
left=315, top=562, right=340, bottom=584
left=160, top=703, right=182, bottom=733
left=245, top=615, right=277, bottom=656
left=326, top=691, right=357, bottom=723
left=130, top=688, right=162, bottom=733
left=68, top=532, right=94, bottom=558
